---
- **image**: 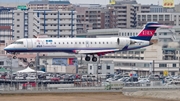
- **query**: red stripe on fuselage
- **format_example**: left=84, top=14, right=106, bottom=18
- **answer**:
left=138, top=30, right=156, bottom=37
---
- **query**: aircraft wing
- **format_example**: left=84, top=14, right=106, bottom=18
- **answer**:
left=73, top=49, right=119, bottom=56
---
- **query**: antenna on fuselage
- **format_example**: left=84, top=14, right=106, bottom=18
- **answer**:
left=33, top=35, right=37, bottom=38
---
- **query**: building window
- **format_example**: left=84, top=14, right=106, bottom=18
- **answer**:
left=135, top=51, right=140, bottom=54
left=17, top=19, right=20, bottom=21
left=106, top=65, right=110, bottom=70
left=0, top=61, right=4, bottom=65
left=98, top=66, right=102, bottom=70
left=90, top=66, right=92, bottom=70
left=173, top=64, right=176, bottom=67
left=159, top=64, right=167, bottom=67
left=160, top=72, right=163, bottom=75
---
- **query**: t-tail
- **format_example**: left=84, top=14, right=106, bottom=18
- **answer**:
left=130, top=22, right=171, bottom=41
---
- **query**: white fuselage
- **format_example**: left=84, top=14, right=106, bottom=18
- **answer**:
left=4, top=37, right=151, bottom=53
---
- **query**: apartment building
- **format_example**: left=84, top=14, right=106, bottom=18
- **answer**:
left=27, top=0, right=71, bottom=10
left=150, top=5, right=164, bottom=13
left=0, top=7, right=14, bottom=39
left=0, top=7, right=15, bottom=54
left=137, top=13, right=180, bottom=27
left=175, top=4, right=180, bottom=12
left=12, top=9, right=77, bottom=39
left=107, top=0, right=150, bottom=28
left=75, top=4, right=117, bottom=34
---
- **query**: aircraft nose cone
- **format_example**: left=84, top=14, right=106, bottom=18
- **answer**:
left=4, top=47, right=8, bottom=50
left=4, top=46, right=11, bottom=51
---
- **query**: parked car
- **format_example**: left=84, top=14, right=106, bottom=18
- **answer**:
left=26, top=76, right=36, bottom=80
left=138, top=78, right=149, bottom=83
left=15, top=76, right=25, bottom=80
left=51, top=77, right=60, bottom=82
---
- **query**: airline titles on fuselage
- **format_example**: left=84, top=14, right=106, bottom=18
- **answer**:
left=36, top=39, right=56, bottom=47
left=36, top=45, right=56, bottom=47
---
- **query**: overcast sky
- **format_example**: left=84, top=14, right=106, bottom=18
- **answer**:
left=1, top=0, right=180, bottom=5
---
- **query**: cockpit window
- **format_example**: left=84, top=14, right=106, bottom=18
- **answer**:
left=12, top=41, right=23, bottom=44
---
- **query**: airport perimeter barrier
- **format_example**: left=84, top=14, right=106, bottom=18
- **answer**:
left=122, top=86, right=180, bottom=92
left=0, top=83, right=108, bottom=91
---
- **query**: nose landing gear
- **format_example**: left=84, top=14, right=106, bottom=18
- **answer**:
left=13, top=56, right=17, bottom=59
left=11, top=52, right=17, bottom=59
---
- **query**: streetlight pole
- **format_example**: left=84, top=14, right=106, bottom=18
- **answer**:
left=35, top=52, right=39, bottom=90
left=9, top=56, right=13, bottom=87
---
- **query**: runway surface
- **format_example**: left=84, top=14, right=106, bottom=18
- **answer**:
left=0, top=92, right=177, bottom=101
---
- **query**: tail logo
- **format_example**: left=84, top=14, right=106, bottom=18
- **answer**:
left=142, top=30, right=153, bottom=35
left=138, top=30, right=156, bottom=36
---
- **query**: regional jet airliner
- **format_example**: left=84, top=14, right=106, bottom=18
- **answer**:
left=4, top=22, right=171, bottom=62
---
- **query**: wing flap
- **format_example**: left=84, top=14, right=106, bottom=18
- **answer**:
left=73, top=49, right=119, bottom=55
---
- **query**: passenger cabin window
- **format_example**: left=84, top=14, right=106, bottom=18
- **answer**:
left=13, top=41, right=23, bottom=44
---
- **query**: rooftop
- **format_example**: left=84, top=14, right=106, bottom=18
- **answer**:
left=28, top=0, right=71, bottom=5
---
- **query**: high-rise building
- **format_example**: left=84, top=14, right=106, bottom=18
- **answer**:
left=175, top=4, right=180, bottom=12
left=107, top=0, right=150, bottom=28
left=27, top=0, right=72, bottom=10
left=137, top=13, right=180, bottom=27
left=75, top=4, right=117, bottom=34
left=150, top=4, right=164, bottom=13
left=0, top=7, right=14, bottom=40
left=12, top=9, right=77, bottom=39
left=0, top=7, right=15, bottom=54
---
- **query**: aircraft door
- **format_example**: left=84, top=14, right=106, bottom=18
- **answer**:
left=27, top=39, right=33, bottom=50
left=86, top=41, right=89, bottom=48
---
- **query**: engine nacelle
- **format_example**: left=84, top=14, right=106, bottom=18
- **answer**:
left=117, top=38, right=137, bottom=48
left=117, top=38, right=130, bottom=46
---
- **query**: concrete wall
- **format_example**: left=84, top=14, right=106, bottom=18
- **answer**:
left=144, top=44, right=163, bottom=60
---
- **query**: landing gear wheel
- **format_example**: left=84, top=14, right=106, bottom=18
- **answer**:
left=85, top=56, right=90, bottom=61
left=92, top=57, right=97, bottom=62
left=13, top=56, right=17, bottom=59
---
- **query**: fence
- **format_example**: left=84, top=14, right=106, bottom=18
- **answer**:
left=1, top=80, right=180, bottom=92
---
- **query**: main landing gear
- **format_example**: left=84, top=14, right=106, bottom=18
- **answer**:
left=85, top=55, right=98, bottom=62
left=12, top=52, right=17, bottom=59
